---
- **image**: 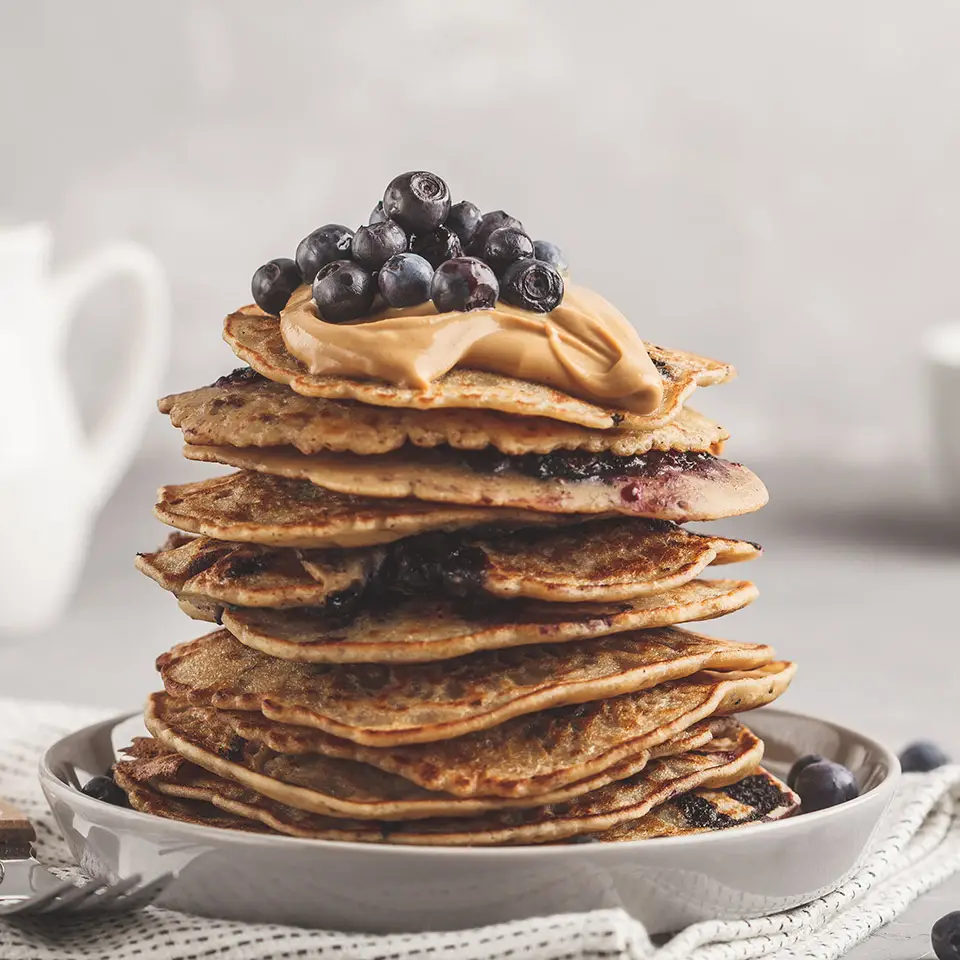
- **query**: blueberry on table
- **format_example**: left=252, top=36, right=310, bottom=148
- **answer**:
left=533, top=240, right=568, bottom=275
left=313, top=260, right=376, bottom=323
left=499, top=258, right=564, bottom=313
left=793, top=760, right=859, bottom=812
left=410, top=226, right=463, bottom=269
left=787, top=753, right=825, bottom=790
left=431, top=257, right=499, bottom=312
left=81, top=775, right=129, bottom=808
left=900, top=740, right=950, bottom=773
left=295, top=224, right=354, bottom=284
left=251, top=258, right=301, bottom=315
left=484, top=226, right=534, bottom=275
left=379, top=253, right=434, bottom=308
left=383, top=171, right=451, bottom=233
left=933, top=912, right=960, bottom=960
left=469, top=210, right=525, bottom=255
left=369, top=201, right=388, bottom=224
left=446, top=200, right=482, bottom=247
left=351, top=220, right=408, bottom=270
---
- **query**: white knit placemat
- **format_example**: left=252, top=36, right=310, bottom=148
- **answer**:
left=0, top=697, right=957, bottom=960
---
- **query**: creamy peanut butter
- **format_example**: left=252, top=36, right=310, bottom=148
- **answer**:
left=279, top=282, right=663, bottom=414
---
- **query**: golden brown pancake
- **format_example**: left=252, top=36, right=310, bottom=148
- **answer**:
left=118, top=722, right=762, bottom=844
left=135, top=521, right=760, bottom=620
left=157, top=627, right=787, bottom=746
left=142, top=692, right=715, bottom=819
left=161, top=368, right=729, bottom=458
left=224, top=305, right=734, bottom=431
left=184, top=445, right=769, bottom=521
left=153, top=471, right=561, bottom=548
left=219, top=580, right=758, bottom=663
left=219, top=664, right=793, bottom=798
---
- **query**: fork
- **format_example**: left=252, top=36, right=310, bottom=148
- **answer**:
left=0, top=798, right=171, bottom=917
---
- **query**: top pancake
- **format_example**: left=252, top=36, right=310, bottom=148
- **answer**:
left=160, top=368, right=728, bottom=458
left=224, top=306, right=734, bottom=430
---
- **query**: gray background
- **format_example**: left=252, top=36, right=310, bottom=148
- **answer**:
left=2, top=4, right=959, bottom=955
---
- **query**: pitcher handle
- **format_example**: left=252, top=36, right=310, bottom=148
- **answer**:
left=51, top=243, right=170, bottom=511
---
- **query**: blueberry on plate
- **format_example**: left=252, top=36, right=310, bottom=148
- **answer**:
left=900, top=740, right=950, bottom=773
left=446, top=200, right=482, bottom=247
left=431, top=257, right=499, bottom=312
left=410, top=226, right=462, bottom=269
left=378, top=253, right=434, bottom=308
left=295, top=224, right=354, bottom=284
left=369, top=201, right=388, bottom=225
left=787, top=753, right=825, bottom=790
left=469, top=210, right=525, bottom=256
left=313, top=260, right=376, bottom=323
left=933, top=911, right=960, bottom=960
left=793, top=759, right=859, bottom=812
left=81, top=774, right=129, bottom=808
left=251, top=258, right=301, bottom=315
left=484, top=226, right=534, bottom=275
left=499, top=258, right=564, bottom=313
left=351, top=220, right=408, bottom=270
left=383, top=171, right=451, bottom=233
left=533, top=239, right=568, bottom=275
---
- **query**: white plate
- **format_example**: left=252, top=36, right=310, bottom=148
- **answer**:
left=40, top=707, right=899, bottom=934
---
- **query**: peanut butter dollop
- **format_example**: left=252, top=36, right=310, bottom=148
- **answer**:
left=279, top=282, right=663, bottom=414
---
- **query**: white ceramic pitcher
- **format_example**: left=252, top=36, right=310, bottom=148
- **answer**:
left=0, top=223, right=169, bottom=635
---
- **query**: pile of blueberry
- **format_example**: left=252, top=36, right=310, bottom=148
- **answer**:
left=251, top=171, right=568, bottom=322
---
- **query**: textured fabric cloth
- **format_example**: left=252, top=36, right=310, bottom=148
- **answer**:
left=0, top=697, right=957, bottom=960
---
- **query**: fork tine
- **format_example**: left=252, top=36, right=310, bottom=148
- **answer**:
left=100, top=873, right=172, bottom=914
left=0, top=878, right=84, bottom=917
left=69, top=874, right=143, bottom=913
left=35, top=878, right=110, bottom=916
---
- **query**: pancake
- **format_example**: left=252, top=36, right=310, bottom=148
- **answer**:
left=135, top=521, right=760, bottom=619
left=153, top=471, right=560, bottom=548
left=219, top=580, right=758, bottom=663
left=183, top=445, right=769, bottom=521
left=120, top=722, right=762, bottom=844
left=142, top=692, right=715, bottom=820
left=161, top=368, right=729, bottom=458
left=589, top=770, right=799, bottom=841
left=157, top=627, right=787, bottom=746
left=224, top=305, right=734, bottom=431
left=219, top=664, right=794, bottom=798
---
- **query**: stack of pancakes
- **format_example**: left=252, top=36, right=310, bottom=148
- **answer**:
left=116, top=292, right=800, bottom=844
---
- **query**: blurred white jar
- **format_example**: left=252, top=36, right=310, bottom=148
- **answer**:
left=0, top=223, right=169, bottom=636
left=924, top=323, right=960, bottom=514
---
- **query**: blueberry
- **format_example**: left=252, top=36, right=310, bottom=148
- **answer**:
left=484, top=226, right=534, bottom=276
left=933, top=912, right=960, bottom=960
left=379, top=253, right=434, bottom=308
left=251, top=258, right=301, bottom=315
left=533, top=240, right=568, bottom=275
left=446, top=200, right=482, bottom=247
left=410, top=226, right=462, bottom=269
left=787, top=753, right=825, bottom=790
left=351, top=220, right=408, bottom=270
left=369, top=201, right=388, bottom=224
left=431, top=257, right=499, bottom=313
left=81, top=774, right=129, bottom=808
left=295, top=224, right=354, bottom=284
left=900, top=740, right=950, bottom=773
left=383, top=171, right=451, bottom=233
left=469, top=210, right=525, bottom=255
left=312, top=260, right=376, bottom=323
left=793, top=760, right=859, bottom=812
left=499, top=258, right=564, bottom=313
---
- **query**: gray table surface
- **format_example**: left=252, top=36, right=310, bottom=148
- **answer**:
left=1, top=457, right=957, bottom=957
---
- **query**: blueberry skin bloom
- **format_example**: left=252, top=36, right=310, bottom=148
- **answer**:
left=351, top=220, right=408, bottom=270
left=933, top=912, right=960, bottom=960
left=469, top=210, right=525, bottom=256
left=787, top=753, right=825, bottom=790
left=296, top=224, right=354, bottom=284
left=793, top=760, right=860, bottom=812
left=431, top=257, right=499, bottom=312
left=533, top=240, right=568, bottom=275
left=484, top=226, right=534, bottom=276
left=900, top=740, right=950, bottom=773
left=379, top=253, right=434, bottom=308
left=499, top=258, right=564, bottom=313
left=446, top=200, right=482, bottom=247
left=251, top=258, right=301, bottom=315
left=312, top=260, right=376, bottom=323
left=383, top=171, right=451, bottom=233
